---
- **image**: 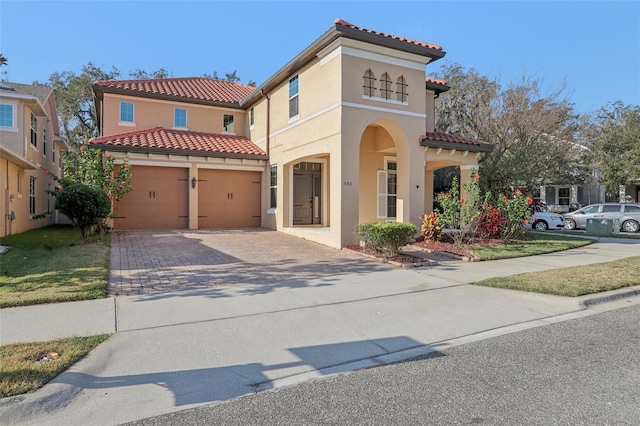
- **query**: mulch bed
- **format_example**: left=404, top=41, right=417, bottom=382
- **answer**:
left=346, top=234, right=533, bottom=266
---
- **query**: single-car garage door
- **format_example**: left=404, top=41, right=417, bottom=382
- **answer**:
left=198, top=169, right=261, bottom=228
left=113, top=166, right=189, bottom=230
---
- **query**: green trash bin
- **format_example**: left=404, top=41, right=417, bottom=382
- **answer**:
left=586, top=218, right=617, bottom=236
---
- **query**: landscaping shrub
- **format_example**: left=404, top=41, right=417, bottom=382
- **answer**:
left=496, top=190, right=532, bottom=241
left=55, top=183, right=111, bottom=241
left=475, top=204, right=505, bottom=238
left=356, top=221, right=418, bottom=257
left=420, top=212, right=443, bottom=241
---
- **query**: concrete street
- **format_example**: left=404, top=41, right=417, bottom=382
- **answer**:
left=0, top=230, right=638, bottom=425
left=132, top=301, right=640, bottom=425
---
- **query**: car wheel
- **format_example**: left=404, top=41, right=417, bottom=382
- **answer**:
left=622, top=220, right=640, bottom=233
left=564, top=219, right=577, bottom=230
left=534, top=220, right=548, bottom=231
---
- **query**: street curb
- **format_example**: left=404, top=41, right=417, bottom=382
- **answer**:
left=578, top=285, right=640, bottom=307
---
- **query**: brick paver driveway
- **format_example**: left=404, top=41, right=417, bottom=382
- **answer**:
left=109, top=228, right=393, bottom=295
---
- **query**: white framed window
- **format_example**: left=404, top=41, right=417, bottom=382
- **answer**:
left=30, top=113, right=38, bottom=147
left=119, top=102, right=135, bottom=125
left=270, top=165, right=277, bottom=209
left=0, top=103, right=17, bottom=131
left=17, top=171, right=22, bottom=194
left=363, top=69, right=376, bottom=97
left=558, top=187, right=570, bottom=206
left=29, top=176, right=36, bottom=215
left=250, top=107, right=255, bottom=128
left=43, top=127, right=47, bottom=157
left=289, top=75, right=299, bottom=119
left=380, top=73, right=392, bottom=100
left=377, top=157, right=397, bottom=219
left=174, top=108, right=187, bottom=128
left=223, top=114, right=235, bottom=133
left=53, top=148, right=56, bottom=164
left=396, top=76, right=408, bottom=102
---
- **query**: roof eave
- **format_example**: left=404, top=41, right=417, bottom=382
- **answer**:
left=420, top=138, right=494, bottom=153
left=337, top=25, right=446, bottom=61
left=425, top=81, right=450, bottom=94
left=89, top=144, right=268, bottom=161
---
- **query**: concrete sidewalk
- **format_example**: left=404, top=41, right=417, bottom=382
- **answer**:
left=1, top=236, right=639, bottom=425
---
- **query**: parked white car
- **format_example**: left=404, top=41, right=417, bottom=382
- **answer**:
left=531, top=211, right=565, bottom=231
left=564, top=203, right=640, bottom=233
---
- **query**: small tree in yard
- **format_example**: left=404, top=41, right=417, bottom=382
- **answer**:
left=436, top=171, right=484, bottom=247
left=55, top=183, right=111, bottom=241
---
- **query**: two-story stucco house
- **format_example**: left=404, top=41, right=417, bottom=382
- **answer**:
left=0, top=82, right=66, bottom=237
left=90, top=19, right=492, bottom=249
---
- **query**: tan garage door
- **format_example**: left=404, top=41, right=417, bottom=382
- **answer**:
left=198, top=169, right=261, bottom=228
left=113, top=166, right=189, bottom=230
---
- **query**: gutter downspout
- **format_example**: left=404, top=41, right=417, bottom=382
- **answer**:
left=260, top=89, right=270, bottom=157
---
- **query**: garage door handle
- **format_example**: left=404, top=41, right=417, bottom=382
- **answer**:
left=228, top=193, right=233, bottom=200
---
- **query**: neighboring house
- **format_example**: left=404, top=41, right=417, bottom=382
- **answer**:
left=540, top=171, right=607, bottom=212
left=0, top=81, right=66, bottom=237
left=90, top=19, right=492, bottom=249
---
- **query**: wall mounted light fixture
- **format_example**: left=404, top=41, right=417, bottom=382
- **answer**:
left=191, top=177, right=197, bottom=189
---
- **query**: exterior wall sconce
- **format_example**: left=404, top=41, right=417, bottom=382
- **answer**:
left=191, top=177, right=197, bottom=189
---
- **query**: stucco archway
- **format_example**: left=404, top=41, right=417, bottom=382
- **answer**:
left=358, top=119, right=415, bottom=224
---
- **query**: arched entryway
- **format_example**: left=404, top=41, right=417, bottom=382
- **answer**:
left=358, top=119, right=415, bottom=224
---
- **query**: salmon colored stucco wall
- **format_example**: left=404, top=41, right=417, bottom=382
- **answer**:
left=101, top=94, right=246, bottom=138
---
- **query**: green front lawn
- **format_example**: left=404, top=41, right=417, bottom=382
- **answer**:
left=472, top=232, right=594, bottom=260
left=0, top=225, right=110, bottom=308
left=473, top=256, right=640, bottom=296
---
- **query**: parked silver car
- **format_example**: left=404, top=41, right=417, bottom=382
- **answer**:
left=563, top=203, right=640, bottom=233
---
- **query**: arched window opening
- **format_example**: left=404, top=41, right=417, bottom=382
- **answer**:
left=380, top=73, right=393, bottom=100
left=363, top=69, right=376, bottom=97
left=396, top=76, right=408, bottom=102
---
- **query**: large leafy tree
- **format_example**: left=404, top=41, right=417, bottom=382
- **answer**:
left=434, top=64, right=588, bottom=194
left=48, top=63, right=132, bottom=232
left=583, top=102, right=640, bottom=192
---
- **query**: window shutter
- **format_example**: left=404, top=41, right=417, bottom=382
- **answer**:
left=377, top=170, right=388, bottom=219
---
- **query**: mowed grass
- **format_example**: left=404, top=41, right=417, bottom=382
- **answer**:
left=0, top=225, right=110, bottom=308
left=0, top=335, right=111, bottom=397
left=472, top=232, right=594, bottom=260
left=473, top=256, right=640, bottom=296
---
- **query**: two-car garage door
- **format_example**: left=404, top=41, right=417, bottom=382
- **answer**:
left=113, top=166, right=261, bottom=230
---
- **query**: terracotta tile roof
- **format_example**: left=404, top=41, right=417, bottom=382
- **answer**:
left=421, top=132, right=493, bottom=152
left=89, top=127, right=267, bottom=158
left=425, top=77, right=447, bottom=86
left=335, top=19, right=443, bottom=51
left=93, top=77, right=255, bottom=104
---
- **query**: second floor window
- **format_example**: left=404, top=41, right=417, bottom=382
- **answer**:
left=396, top=76, right=408, bottom=102
left=363, top=69, right=376, bottom=97
left=289, top=75, right=299, bottom=118
left=250, top=107, right=255, bottom=127
left=0, top=103, right=14, bottom=128
left=30, top=113, right=37, bottom=147
left=174, top=108, right=187, bottom=128
left=43, top=128, right=47, bottom=157
left=380, top=73, right=392, bottom=100
left=223, top=114, right=235, bottom=133
left=120, top=102, right=134, bottom=122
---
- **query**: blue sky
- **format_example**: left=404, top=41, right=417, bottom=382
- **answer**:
left=1, top=0, right=638, bottom=115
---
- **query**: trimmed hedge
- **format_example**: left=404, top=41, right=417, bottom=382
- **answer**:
left=355, top=221, right=418, bottom=257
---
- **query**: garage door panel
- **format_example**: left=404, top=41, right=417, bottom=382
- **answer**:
left=198, top=170, right=261, bottom=228
left=114, top=166, right=188, bottom=230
